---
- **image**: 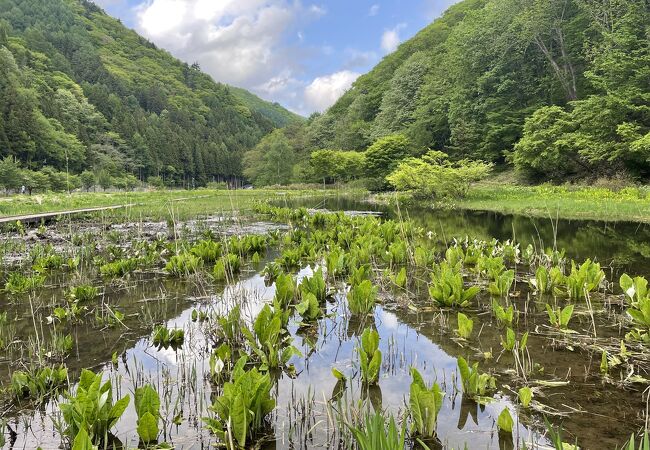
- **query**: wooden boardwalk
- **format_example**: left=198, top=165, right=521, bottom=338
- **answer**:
left=0, top=204, right=132, bottom=225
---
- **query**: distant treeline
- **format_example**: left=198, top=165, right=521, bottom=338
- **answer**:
left=0, top=0, right=299, bottom=191
left=244, top=0, right=649, bottom=187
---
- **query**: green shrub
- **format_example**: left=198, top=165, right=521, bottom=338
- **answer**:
left=386, top=150, right=492, bottom=199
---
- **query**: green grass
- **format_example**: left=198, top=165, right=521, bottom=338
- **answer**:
left=0, top=188, right=343, bottom=222
left=457, top=184, right=650, bottom=223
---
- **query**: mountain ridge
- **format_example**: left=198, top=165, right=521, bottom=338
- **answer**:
left=0, top=0, right=299, bottom=187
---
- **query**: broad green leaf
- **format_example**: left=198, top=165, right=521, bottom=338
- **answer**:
left=137, top=411, right=159, bottom=444
left=518, top=386, right=532, bottom=407
left=331, top=368, right=347, bottom=381
left=497, top=408, right=514, bottom=433
left=135, top=385, right=160, bottom=418
left=231, top=391, right=248, bottom=447
left=71, top=428, right=95, bottom=450
left=108, top=395, right=130, bottom=427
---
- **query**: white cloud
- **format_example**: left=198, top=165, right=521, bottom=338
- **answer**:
left=138, top=0, right=188, bottom=38
left=369, top=4, right=380, bottom=16
left=309, top=4, right=327, bottom=16
left=134, top=0, right=316, bottom=91
left=304, top=70, right=360, bottom=112
left=381, top=23, right=406, bottom=53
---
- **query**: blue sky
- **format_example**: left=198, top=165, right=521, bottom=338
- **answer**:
left=93, top=0, right=459, bottom=115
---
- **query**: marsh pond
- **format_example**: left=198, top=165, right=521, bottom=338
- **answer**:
left=1, top=195, right=649, bottom=449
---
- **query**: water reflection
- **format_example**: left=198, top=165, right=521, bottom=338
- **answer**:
left=279, top=195, right=650, bottom=279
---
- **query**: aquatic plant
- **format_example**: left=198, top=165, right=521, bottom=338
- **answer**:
left=497, top=408, right=514, bottom=434
left=51, top=332, right=73, bottom=356
left=498, top=241, right=520, bottom=264
left=348, top=265, right=371, bottom=287
left=456, top=312, right=473, bottom=339
left=457, top=357, right=496, bottom=400
left=190, top=239, right=222, bottom=262
left=262, top=261, right=283, bottom=283
left=274, top=273, right=297, bottom=309
left=165, top=253, right=203, bottom=276
left=385, top=239, right=407, bottom=266
left=4, top=272, right=46, bottom=294
left=565, top=259, right=605, bottom=300
left=94, top=308, right=125, bottom=329
left=488, top=269, right=515, bottom=297
left=409, top=367, right=444, bottom=438
left=32, top=254, right=65, bottom=273
left=213, top=253, right=241, bottom=280
left=544, top=417, right=579, bottom=450
left=296, top=292, right=322, bottom=322
left=477, top=255, right=505, bottom=280
left=49, top=303, right=85, bottom=324
left=99, top=258, right=138, bottom=278
left=491, top=299, right=514, bottom=327
left=203, top=356, right=275, bottom=449
left=620, top=274, right=649, bottom=305
left=414, top=246, right=435, bottom=267
left=152, top=326, right=185, bottom=349
left=68, top=284, right=99, bottom=304
left=326, top=248, right=348, bottom=279
left=346, top=412, right=406, bottom=450
left=60, top=369, right=130, bottom=444
left=390, top=267, right=407, bottom=289
left=518, top=386, right=533, bottom=407
left=530, top=266, right=564, bottom=295
left=620, top=274, right=650, bottom=338
left=191, top=309, right=209, bottom=322
left=135, top=384, right=161, bottom=445
left=213, top=305, right=246, bottom=348
left=299, top=268, right=326, bottom=302
left=347, top=280, right=378, bottom=315
left=445, top=246, right=464, bottom=267
left=11, top=365, right=68, bottom=400
left=279, top=247, right=302, bottom=271
left=463, top=242, right=483, bottom=266
left=357, top=328, right=381, bottom=385
left=501, top=327, right=528, bottom=353
left=243, top=304, right=300, bottom=370
left=622, top=431, right=649, bottom=450
left=429, top=261, right=479, bottom=308
left=546, top=304, right=575, bottom=331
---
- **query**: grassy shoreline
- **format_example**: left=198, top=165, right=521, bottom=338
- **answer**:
left=0, top=188, right=347, bottom=222
left=3, top=184, right=649, bottom=224
left=377, top=184, right=650, bottom=223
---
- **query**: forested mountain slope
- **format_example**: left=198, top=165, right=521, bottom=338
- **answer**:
left=0, top=0, right=299, bottom=188
left=306, top=0, right=649, bottom=182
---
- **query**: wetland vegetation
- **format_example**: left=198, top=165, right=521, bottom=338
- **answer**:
left=0, top=194, right=649, bottom=449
